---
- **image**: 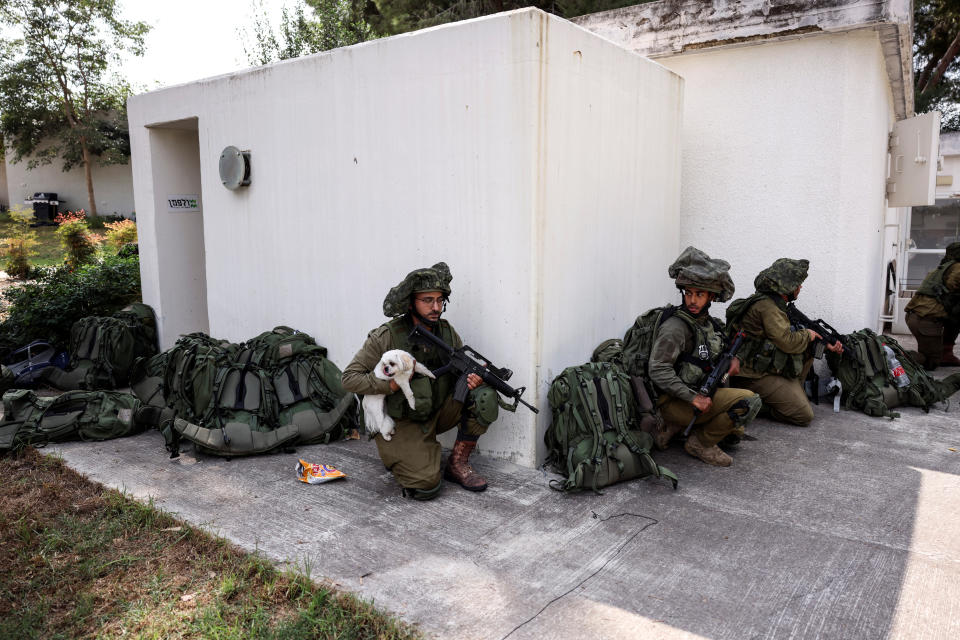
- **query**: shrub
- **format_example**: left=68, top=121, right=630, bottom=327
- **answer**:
left=55, top=210, right=100, bottom=270
left=0, top=254, right=142, bottom=354
left=0, top=206, right=40, bottom=279
left=104, top=219, right=137, bottom=251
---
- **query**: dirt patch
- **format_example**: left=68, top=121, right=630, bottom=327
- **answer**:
left=0, top=448, right=420, bottom=639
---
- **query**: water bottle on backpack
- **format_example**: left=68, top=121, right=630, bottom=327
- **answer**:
left=883, top=344, right=910, bottom=388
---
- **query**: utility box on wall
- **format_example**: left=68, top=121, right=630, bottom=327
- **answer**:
left=127, top=8, right=683, bottom=467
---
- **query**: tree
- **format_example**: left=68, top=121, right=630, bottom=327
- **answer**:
left=914, top=0, right=960, bottom=131
left=0, top=0, right=149, bottom=216
left=241, top=0, right=374, bottom=65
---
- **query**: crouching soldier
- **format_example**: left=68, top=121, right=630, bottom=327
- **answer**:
left=904, top=242, right=960, bottom=370
left=650, top=247, right=762, bottom=467
left=342, top=262, right=499, bottom=500
left=725, top=258, right=842, bottom=426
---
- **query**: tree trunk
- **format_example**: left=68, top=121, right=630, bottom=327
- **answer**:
left=921, top=30, right=960, bottom=96
left=81, top=141, right=98, bottom=217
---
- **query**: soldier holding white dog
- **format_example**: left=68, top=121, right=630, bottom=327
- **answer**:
left=342, top=262, right=498, bottom=500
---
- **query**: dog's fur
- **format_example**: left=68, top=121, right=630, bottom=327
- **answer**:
left=362, top=349, right=436, bottom=441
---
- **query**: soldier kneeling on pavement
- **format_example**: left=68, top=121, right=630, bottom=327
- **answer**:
left=725, top=258, right=843, bottom=426
left=649, top=247, right=762, bottom=467
left=341, top=262, right=499, bottom=500
left=904, top=241, right=960, bottom=370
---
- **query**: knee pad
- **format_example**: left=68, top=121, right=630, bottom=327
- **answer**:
left=470, top=386, right=499, bottom=426
left=401, top=479, right=443, bottom=501
left=728, top=395, right=762, bottom=427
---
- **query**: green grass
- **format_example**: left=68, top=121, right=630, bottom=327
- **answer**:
left=0, top=208, right=67, bottom=268
left=0, top=448, right=421, bottom=640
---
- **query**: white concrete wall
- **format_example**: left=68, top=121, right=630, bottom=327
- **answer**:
left=936, top=153, right=960, bottom=199
left=0, top=156, right=8, bottom=208
left=127, top=9, right=683, bottom=467
left=658, top=30, right=896, bottom=332
left=3, top=153, right=135, bottom=217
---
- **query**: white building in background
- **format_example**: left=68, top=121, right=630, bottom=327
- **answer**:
left=127, top=9, right=683, bottom=466
left=128, top=2, right=936, bottom=466
left=2, top=148, right=135, bottom=218
left=575, top=0, right=934, bottom=332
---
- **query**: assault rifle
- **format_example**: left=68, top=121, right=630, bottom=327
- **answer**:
left=785, top=303, right=848, bottom=359
left=683, top=330, right=745, bottom=437
left=408, top=324, right=538, bottom=414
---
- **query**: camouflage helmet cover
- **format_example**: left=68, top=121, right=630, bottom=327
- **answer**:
left=668, top=246, right=735, bottom=303
left=382, top=262, right=453, bottom=317
left=942, top=241, right=960, bottom=263
left=754, top=258, right=810, bottom=296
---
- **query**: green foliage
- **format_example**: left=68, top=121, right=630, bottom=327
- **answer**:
left=915, top=0, right=960, bottom=131
left=0, top=254, right=142, bottom=353
left=241, top=0, right=374, bottom=65
left=54, top=210, right=100, bottom=270
left=0, top=205, right=40, bottom=279
left=0, top=0, right=150, bottom=214
left=103, top=218, right=137, bottom=250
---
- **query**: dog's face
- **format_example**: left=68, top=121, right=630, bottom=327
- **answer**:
left=375, top=350, right=415, bottom=381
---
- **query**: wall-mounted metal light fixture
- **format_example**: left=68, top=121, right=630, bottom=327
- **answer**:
left=219, top=146, right=251, bottom=190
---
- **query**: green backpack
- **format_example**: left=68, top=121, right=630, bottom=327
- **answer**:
left=46, top=304, right=160, bottom=390
left=0, top=389, right=144, bottom=453
left=621, top=306, right=677, bottom=379
left=545, top=362, right=678, bottom=493
left=236, top=326, right=321, bottom=372
left=272, top=347, right=358, bottom=444
left=161, top=333, right=239, bottom=422
left=826, top=329, right=960, bottom=418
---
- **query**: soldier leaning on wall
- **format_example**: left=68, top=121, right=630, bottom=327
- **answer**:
left=341, top=262, right=499, bottom=501
left=725, top=259, right=843, bottom=426
left=648, top=247, right=762, bottom=467
left=903, top=242, right=960, bottom=370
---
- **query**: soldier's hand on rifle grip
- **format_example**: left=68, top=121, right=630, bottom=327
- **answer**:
left=807, top=329, right=822, bottom=343
left=826, top=341, right=844, bottom=354
left=727, top=357, right=741, bottom=377
left=466, top=373, right=482, bottom=390
left=692, top=394, right=713, bottom=412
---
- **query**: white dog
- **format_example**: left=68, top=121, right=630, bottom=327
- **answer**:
left=362, top=349, right=436, bottom=441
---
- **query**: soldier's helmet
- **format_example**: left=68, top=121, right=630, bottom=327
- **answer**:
left=943, top=242, right=960, bottom=263
left=754, top=258, right=809, bottom=296
left=383, top=262, right=453, bottom=317
left=668, top=246, right=735, bottom=303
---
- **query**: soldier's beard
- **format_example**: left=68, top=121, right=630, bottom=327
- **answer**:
left=411, top=308, right=441, bottom=329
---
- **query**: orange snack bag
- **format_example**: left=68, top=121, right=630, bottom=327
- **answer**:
left=296, top=459, right=347, bottom=484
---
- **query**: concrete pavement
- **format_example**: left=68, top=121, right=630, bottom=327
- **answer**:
left=49, top=348, right=960, bottom=640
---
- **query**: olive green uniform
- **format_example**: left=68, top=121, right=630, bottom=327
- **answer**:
left=728, top=295, right=814, bottom=426
left=648, top=310, right=759, bottom=447
left=342, top=315, right=490, bottom=491
left=904, top=260, right=960, bottom=368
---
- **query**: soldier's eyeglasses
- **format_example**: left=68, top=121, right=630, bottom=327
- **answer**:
left=415, top=296, right=446, bottom=307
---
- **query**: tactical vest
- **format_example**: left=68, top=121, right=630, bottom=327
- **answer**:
left=915, top=260, right=960, bottom=317
left=383, top=316, right=455, bottom=421
left=668, top=309, right=725, bottom=388
left=727, top=293, right=804, bottom=378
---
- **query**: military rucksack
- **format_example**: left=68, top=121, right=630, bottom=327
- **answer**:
left=161, top=362, right=295, bottom=458
left=826, top=329, right=960, bottom=418
left=621, top=306, right=677, bottom=379
left=236, top=326, right=320, bottom=371
left=545, top=362, right=677, bottom=493
left=272, top=348, right=358, bottom=444
left=161, top=333, right=239, bottom=422
left=45, top=304, right=160, bottom=390
left=0, top=389, right=144, bottom=453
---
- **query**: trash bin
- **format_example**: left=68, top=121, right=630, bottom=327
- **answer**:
left=30, top=192, right=59, bottom=223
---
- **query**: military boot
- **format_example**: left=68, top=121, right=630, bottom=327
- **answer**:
left=653, top=420, right=685, bottom=450
left=941, top=345, right=960, bottom=367
left=684, top=434, right=732, bottom=467
left=444, top=439, right=488, bottom=491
